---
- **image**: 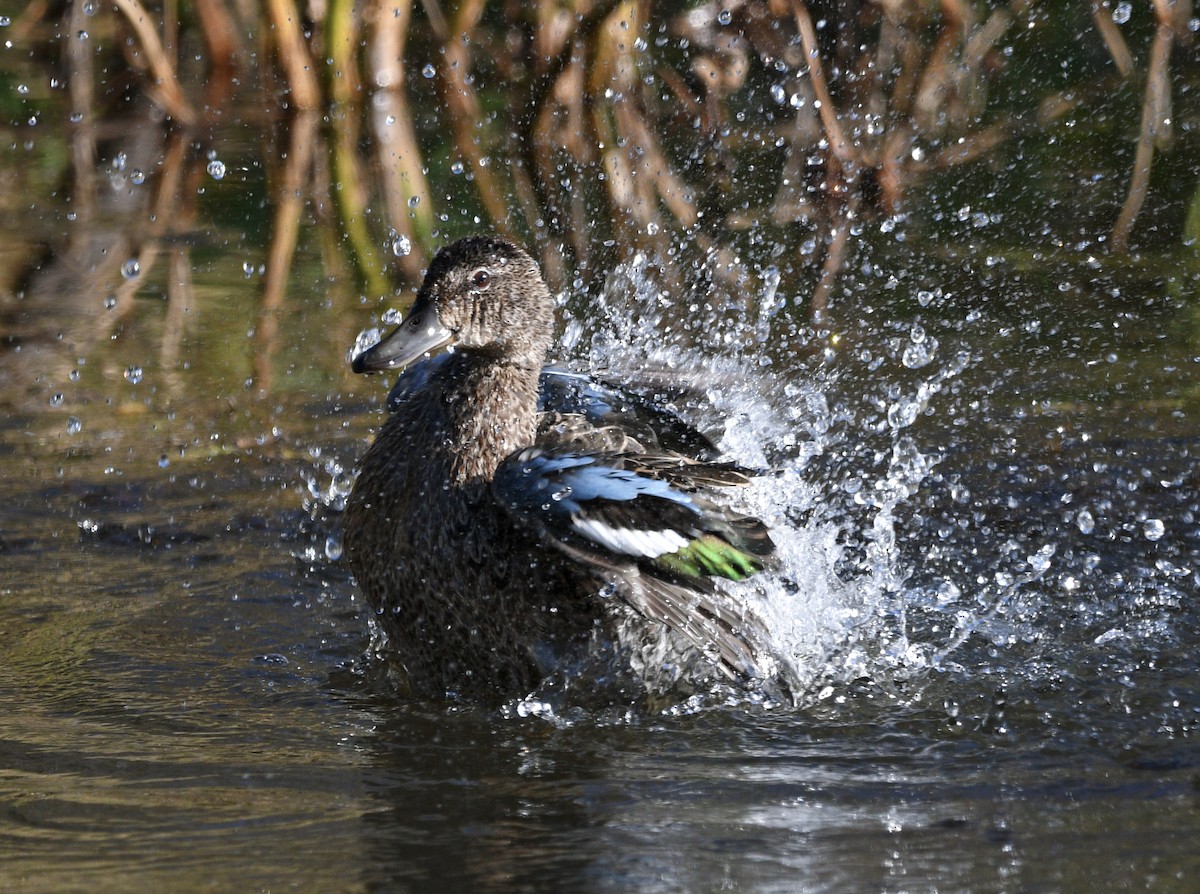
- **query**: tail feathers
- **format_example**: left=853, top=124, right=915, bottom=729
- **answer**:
left=624, top=572, right=766, bottom=681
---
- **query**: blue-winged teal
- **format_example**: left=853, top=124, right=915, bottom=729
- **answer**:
left=344, top=236, right=777, bottom=701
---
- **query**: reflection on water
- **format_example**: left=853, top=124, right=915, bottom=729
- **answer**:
left=3, top=4, right=1200, bottom=892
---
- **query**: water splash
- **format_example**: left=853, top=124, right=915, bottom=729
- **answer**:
left=297, top=455, right=355, bottom=567
left=559, top=248, right=971, bottom=703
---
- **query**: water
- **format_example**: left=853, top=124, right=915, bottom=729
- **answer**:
left=5, top=229, right=1199, bottom=890
left=4, top=22, right=1200, bottom=894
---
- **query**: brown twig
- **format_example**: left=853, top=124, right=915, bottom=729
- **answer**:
left=264, top=0, right=321, bottom=110
left=811, top=207, right=855, bottom=316
left=371, top=0, right=431, bottom=278
left=1111, top=0, right=1177, bottom=252
left=1090, top=1, right=1135, bottom=76
left=258, top=111, right=320, bottom=393
left=438, top=0, right=513, bottom=236
left=110, top=0, right=197, bottom=124
left=791, top=0, right=852, bottom=165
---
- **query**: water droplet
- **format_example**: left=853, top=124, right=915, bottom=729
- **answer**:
left=1112, top=2, right=1132, bottom=24
left=76, top=30, right=88, bottom=41
left=66, top=416, right=82, bottom=435
left=902, top=336, right=937, bottom=369
left=717, top=9, right=732, bottom=25
left=16, top=83, right=28, bottom=95
left=1075, top=508, right=1095, bottom=535
left=421, top=63, right=435, bottom=79
left=887, top=399, right=919, bottom=429
left=407, top=195, right=420, bottom=208
left=130, top=169, right=145, bottom=185
left=349, top=328, right=382, bottom=364
left=382, top=308, right=403, bottom=325
left=112, top=151, right=127, bottom=172
left=124, top=366, right=143, bottom=384
left=1143, top=518, right=1165, bottom=541
left=392, top=234, right=412, bottom=256
left=49, top=393, right=63, bottom=407
left=242, top=261, right=255, bottom=278
left=121, top=259, right=140, bottom=279
left=1027, top=543, right=1056, bottom=573
left=332, top=473, right=354, bottom=498
left=207, top=159, right=226, bottom=180
left=450, top=161, right=464, bottom=175
left=322, top=533, right=343, bottom=560
left=158, top=454, right=170, bottom=468
left=103, top=294, right=117, bottom=310
left=0, top=16, right=10, bottom=26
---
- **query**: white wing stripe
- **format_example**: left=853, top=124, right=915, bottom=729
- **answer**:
left=573, top=517, right=688, bottom=557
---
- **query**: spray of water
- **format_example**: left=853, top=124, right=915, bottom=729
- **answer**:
left=554, top=249, right=973, bottom=708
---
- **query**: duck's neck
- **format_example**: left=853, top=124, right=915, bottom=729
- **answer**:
left=443, top=353, right=541, bottom=486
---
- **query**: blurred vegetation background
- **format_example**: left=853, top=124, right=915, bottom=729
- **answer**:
left=1, top=0, right=1196, bottom=348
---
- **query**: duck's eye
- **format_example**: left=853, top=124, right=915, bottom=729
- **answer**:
left=470, top=268, right=491, bottom=289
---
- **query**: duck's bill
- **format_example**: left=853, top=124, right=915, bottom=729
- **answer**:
left=351, top=304, right=454, bottom=373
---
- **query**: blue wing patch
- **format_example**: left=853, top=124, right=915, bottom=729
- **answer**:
left=494, top=448, right=769, bottom=581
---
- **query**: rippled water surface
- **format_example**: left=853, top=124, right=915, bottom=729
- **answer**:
left=4, top=19, right=1200, bottom=894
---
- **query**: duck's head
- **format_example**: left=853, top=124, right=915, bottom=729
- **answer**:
left=351, top=236, right=555, bottom=374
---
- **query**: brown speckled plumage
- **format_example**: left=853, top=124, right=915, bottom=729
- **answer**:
left=343, top=236, right=776, bottom=702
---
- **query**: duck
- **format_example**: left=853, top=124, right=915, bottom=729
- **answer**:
left=343, top=235, right=779, bottom=702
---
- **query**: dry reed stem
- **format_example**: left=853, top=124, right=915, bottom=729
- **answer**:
left=194, top=0, right=242, bottom=78
left=9, top=0, right=51, bottom=43
left=371, top=0, right=431, bottom=278
left=521, top=0, right=621, bottom=238
left=109, top=131, right=193, bottom=328
left=811, top=210, right=854, bottom=315
left=912, top=29, right=947, bottom=133
left=1111, top=1, right=1177, bottom=251
left=1090, top=1, right=1134, bottom=76
left=884, top=11, right=924, bottom=121
left=618, top=105, right=697, bottom=227
left=959, top=7, right=1012, bottom=121
left=67, top=0, right=96, bottom=231
left=161, top=245, right=193, bottom=398
left=418, top=0, right=448, bottom=40
left=110, top=0, right=196, bottom=124
left=332, top=113, right=391, bottom=298
left=258, top=111, right=319, bottom=392
left=791, top=0, right=852, bottom=165
left=327, top=0, right=362, bottom=104
left=439, top=0, right=513, bottom=237
left=265, top=0, right=321, bottom=110
left=262, top=112, right=318, bottom=319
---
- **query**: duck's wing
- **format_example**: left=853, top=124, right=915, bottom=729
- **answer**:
left=535, top=367, right=719, bottom=460
left=492, top=447, right=775, bottom=680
